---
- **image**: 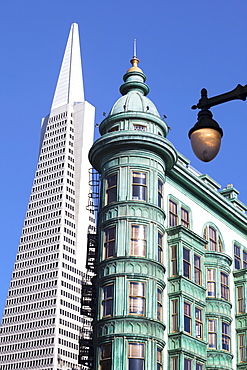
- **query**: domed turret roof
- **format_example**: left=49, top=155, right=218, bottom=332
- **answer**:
left=108, top=56, right=160, bottom=117
left=110, top=91, right=160, bottom=116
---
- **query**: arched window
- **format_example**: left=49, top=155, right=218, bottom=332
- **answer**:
left=203, top=225, right=223, bottom=252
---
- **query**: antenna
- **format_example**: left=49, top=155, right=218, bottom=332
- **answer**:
left=133, top=39, right=137, bottom=57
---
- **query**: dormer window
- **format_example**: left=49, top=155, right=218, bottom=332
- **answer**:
left=108, top=126, right=119, bottom=133
left=133, top=124, right=147, bottom=131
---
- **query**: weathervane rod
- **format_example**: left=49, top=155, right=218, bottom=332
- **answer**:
left=134, top=39, right=137, bottom=57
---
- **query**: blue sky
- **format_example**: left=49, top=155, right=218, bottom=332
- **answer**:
left=1, top=0, right=247, bottom=317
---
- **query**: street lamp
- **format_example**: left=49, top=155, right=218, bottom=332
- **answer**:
left=189, top=84, right=247, bottom=162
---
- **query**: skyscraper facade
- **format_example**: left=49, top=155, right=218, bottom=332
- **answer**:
left=89, top=56, right=247, bottom=369
left=0, top=23, right=95, bottom=370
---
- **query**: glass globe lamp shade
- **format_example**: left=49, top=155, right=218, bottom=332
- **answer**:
left=190, top=127, right=222, bottom=162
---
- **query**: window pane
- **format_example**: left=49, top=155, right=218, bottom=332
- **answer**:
left=221, top=272, right=229, bottom=300
left=157, top=347, right=162, bottom=369
left=234, top=244, right=241, bottom=269
left=129, top=282, right=145, bottom=315
left=129, top=343, right=144, bottom=357
left=134, top=125, right=146, bottom=131
left=105, top=227, right=116, bottom=241
left=158, top=180, right=163, bottom=208
left=239, top=334, right=245, bottom=363
left=207, top=269, right=215, bottom=281
left=129, top=343, right=144, bottom=370
left=130, top=282, right=144, bottom=296
left=102, top=284, right=113, bottom=317
left=172, top=300, right=178, bottom=332
left=104, top=227, right=115, bottom=259
left=181, top=208, right=190, bottom=228
left=169, top=200, right=178, bottom=226
left=132, top=172, right=147, bottom=201
left=158, top=232, right=163, bottom=263
left=195, top=307, right=203, bottom=339
left=184, top=302, right=191, bottom=334
left=208, top=319, right=217, bottom=349
left=171, top=246, right=177, bottom=276
left=101, top=343, right=112, bottom=359
left=129, top=297, right=144, bottom=315
left=131, top=225, right=146, bottom=257
left=183, top=248, right=190, bottom=279
left=129, top=359, right=144, bottom=370
left=100, top=343, right=112, bottom=370
left=106, top=174, right=117, bottom=204
left=107, top=187, right=117, bottom=204
left=184, top=358, right=191, bottom=370
left=108, top=125, right=119, bottom=132
left=132, top=185, right=146, bottom=200
left=183, top=248, right=190, bottom=261
left=209, top=226, right=217, bottom=251
left=243, top=250, right=247, bottom=268
left=196, top=364, right=203, bottom=370
left=194, top=255, right=201, bottom=285
left=105, top=241, right=114, bottom=258
left=237, top=286, right=244, bottom=314
left=133, top=172, right=146, bottom=185
left=172, top=357, right=178, bottom=370
left=157, top=288, right=162, bottom=321
left=222, top=322, right=230, bottom=351
left=207, top=269, right=216, bottom=297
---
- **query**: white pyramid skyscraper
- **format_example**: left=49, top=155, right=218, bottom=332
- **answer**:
left=0, top=23, right=95, bottom=370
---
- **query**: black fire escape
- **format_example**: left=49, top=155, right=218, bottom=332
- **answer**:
left=78, top=169, right=99, bottom=369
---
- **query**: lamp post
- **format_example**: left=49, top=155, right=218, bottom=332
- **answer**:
left=189, top=84, right=247, bottom=162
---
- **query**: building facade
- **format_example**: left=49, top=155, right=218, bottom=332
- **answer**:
left=1, top=24, right=247, bottom=370
left=0, top=24, right=95, bottom=370
left=89, top=56, right=247, bottom=369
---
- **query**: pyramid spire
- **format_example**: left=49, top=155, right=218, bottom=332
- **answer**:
left=51, top=23, right=84, bottom=110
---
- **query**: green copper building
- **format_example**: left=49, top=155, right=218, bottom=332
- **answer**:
left=89, top=56, right=247, bottom=370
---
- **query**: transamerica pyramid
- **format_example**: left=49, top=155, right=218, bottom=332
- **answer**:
left=0, top=23, right=95, bottom=370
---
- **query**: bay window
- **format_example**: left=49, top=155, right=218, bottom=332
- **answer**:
left=171, top=299, right=178, bottom=332
left=158, top=179, right=163, bottom=207
left=130, top=225, right=146, bottom=257
left=102, top=284, right=113, bottom=318
left=128, top=342, right=144, bottom=370
left=207, top=269, right=216, bottom=297
left=184, top=302, right=191, bottom=334
left=157, top=347, right=162, bottom=370
left=195, top=307, right=203, bottom=339
left=183, top=248, right=190, bottom=279
left=194, top=254, right=201, bottom=285
left=106, top=174, right=117, bottom=204
left=132, top=172, right=147, bottom=201
left=158, top=232, right=163, bottom=263
left=157, top=288, right=162, bottom=321
left=222, top=322, right=230, bottom=351
left=104, top=226, right=116, bottom=259
left=129, top=282, right=145, bottom=316
left=100, top=343, right=112, bottom=370
left=220, top=272, right=229, bottom=301
left=208, top=319, right=217, bottom=349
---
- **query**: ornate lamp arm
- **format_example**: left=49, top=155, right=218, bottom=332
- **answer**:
left=191, top=84, right=247, bottom=111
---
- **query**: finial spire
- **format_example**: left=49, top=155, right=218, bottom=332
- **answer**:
left=133, top=39, right=137, bottom=58
left=127, top=39, right=143, bottom=73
